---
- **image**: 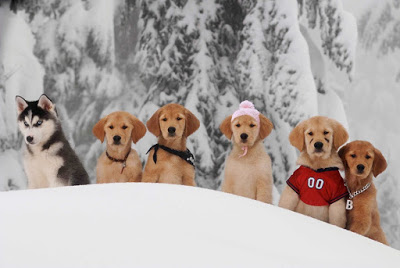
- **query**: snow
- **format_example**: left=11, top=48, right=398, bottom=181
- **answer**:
left=0, top=7, right=44, bottom=139
left=0, top=183, right=399, bottom=267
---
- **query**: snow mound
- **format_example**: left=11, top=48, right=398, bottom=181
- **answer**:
left=0, top=183, right=399, bottom=267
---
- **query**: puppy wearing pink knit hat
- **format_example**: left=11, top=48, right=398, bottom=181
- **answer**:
left=220, top=100, right=274, bottom=203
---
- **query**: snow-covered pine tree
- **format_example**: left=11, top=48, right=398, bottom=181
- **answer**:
left=177, top=0, right=225, bottom=189
left=297, top=0, right=357, bottom=127
left=212, top=0, right=243, bottom=188
left=236, top=0, right=318, bottom=190
left=26, top=0, right=121, bottom=181
left=347, top=0, right=400, bottom=249
left=0, top=3, right=44, bottom=190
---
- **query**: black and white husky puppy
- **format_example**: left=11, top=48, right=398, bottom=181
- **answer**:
left=15, top=94, right=90, bottom=188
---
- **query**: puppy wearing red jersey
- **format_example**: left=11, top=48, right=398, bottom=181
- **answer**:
left=279, top=116, right=349, bottom=227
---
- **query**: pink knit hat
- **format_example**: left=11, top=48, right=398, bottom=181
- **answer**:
left=231, top=100, right=260, bottom=124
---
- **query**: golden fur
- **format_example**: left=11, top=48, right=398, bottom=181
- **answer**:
left=142, top=104, right=200, bottom=186
left=279, top=116, right=349, bottom=227
left=220, top=114, right=274, bottom=203
left=93, top=111, right=146, bottom=183
left=339, top=141, right=388, bottom=245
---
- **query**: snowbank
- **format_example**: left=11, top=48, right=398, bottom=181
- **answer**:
left=0, top=183, right=399, bottom=267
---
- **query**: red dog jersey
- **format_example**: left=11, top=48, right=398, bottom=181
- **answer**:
left=287, top=166, right=348, bottom=206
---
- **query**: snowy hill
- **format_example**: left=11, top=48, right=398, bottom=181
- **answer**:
left=0, top=183, right=399, bottom=268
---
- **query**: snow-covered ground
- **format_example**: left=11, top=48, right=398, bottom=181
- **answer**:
left=0, top=183, right=399, bottom=268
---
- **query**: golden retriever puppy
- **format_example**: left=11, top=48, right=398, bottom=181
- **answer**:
left=220, top=101, right=274, bottom=203
left=93, top=111, right=146, bottom=183
left=142, top=104, right=200, bottom=186
left=279, top=116, right=349, bottom=227
left=339, top=141, right=388, bottom=245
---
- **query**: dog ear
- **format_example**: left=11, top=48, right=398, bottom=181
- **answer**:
left=15, top=96, right=28, bottom=115
left=372, top=147, right=387, bottom=177
left=289, top=121, right=305, bottom=152
left=129, top=115, right=147, bottom=144
left=38, top=94, right=57, bottom=116
left=93, top=116, right=107, bottom=143
left=146, top=109, right=161, bottom=137
left=338, top=144, right=349, bottom=167
left=259, top=114, right=273, bottom=140
left=220, top=116, right=233, bottom=140
left=332, top=120, right=349, bottom=150
left=184, top=109, right=200, bottom=137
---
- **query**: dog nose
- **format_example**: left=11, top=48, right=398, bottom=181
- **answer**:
left=168, top=127, right=176, bottom=134
left=240, top=133, right=248, bottom=140
left=113, top=135, right=121, bottom=142
left=314, top=142, right=323, bottom=150
left=357, top=164, right=365, bottom=172
left=26, top=136, right=33, bottom=143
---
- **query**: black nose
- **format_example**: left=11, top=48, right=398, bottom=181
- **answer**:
left=168, top=127, right=176, bottom=134
left=314, top=142, right=323, bottom=150
left=113, top=135, right=121, bottom=142
left=357, top=164, right=365, bottom=172
left=240, top=133, right=248, bottom=140
left=26, top=136, right=33, bottom=143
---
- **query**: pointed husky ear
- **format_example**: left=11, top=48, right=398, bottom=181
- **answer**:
left=93, top=116, right=107, bottom=143
left=38, top=94, right=57, bottom=115
left=15, top=96, right=28, bottom=115
left=220, top=116, right=233, bottom=140
left=129, top=114, right=147, bottom=144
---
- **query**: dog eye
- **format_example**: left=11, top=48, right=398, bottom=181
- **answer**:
left=350, top=154, right=356, bottom=158
left=323, top=131, right=329, bottom=135
left=122, top=126, right=127, bottom=129
left=24, top=121, right=29, bottom=127
left=162, top=118, right=167, bottom=122
left=236, top=124, right=240, bottom=127
left=177, top=117, right=182, bottom=121
left=250, top=124, right=255, bottom=128
left=308, top=132, right=313, bottom=136
left=109, top=125, right=114, bottom=129
left=366, top=155, right=371, bottom=159
left=34, top=120, right=43, bottom=127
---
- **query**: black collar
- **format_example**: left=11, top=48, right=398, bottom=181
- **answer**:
left=146, top=144, right=195, bottom=167
left=302, top=166, right=339, bottom=173
left=106, top=150, right=130, bottom=163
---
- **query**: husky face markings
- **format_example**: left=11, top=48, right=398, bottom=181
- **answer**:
left=18, top=114, right=55, bottom=146
left=15, top=94, right=90, bottom=188
left=16, top=95, right=58, bottom=146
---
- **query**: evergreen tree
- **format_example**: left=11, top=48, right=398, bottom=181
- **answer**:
left=236, top=0, right=318, bottom=189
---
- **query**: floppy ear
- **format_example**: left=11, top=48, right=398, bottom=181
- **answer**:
left=129, top=115, right=147, bottom=144
left=146, top=109, right=161, bottom=137
left=93, top=116, right=107, bottom=143
left=38, top=94, right=57, bottom=116
left=184, top=109, right=200, bottom=137
left=220, top=116, right=233, bottom=140
left=259, top=114, right=273, bottom=139
left=372, top=147, right=387, bottom=177
left=289, top=121, right=306, bottom=152
left=338, top=144, right=349, bottom=167
left=15, top=96, right=28, bottom=115
left=332, top=120, right=349, bottom=150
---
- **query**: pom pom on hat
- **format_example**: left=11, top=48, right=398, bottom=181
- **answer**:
left=231, top=100, right=260, bottom=124
left=239, top=100, right=255, bottom=109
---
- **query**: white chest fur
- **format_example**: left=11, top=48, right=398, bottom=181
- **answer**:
left=23, top=142, right=65, bottom=188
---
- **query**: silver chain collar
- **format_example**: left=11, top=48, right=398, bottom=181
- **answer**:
left=346, top=182, right=371, bottom=199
